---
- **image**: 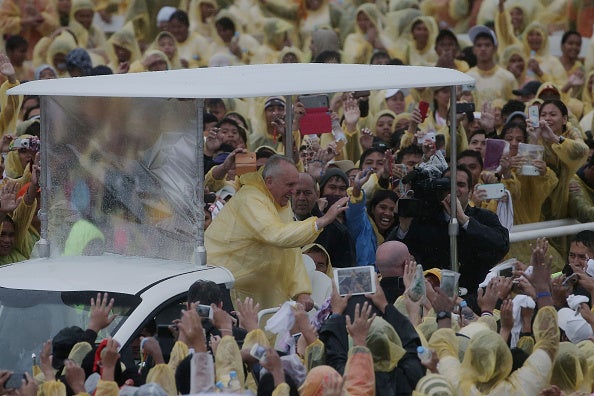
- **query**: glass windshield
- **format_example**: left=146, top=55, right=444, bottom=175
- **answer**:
left=0, top=287, right=140, bottom=372
left=43, top=96, right=201, bottom=261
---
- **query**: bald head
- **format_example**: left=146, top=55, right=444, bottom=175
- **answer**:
left=375, top=241, right=409, bottom=277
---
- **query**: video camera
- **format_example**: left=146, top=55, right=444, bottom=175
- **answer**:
left=398, top=168, right=450, bottom=219
left=397, top=149, right=450, bottom=219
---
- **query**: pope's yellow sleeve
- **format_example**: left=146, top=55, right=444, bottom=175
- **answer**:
left=204, top=167, right=239, bottom=193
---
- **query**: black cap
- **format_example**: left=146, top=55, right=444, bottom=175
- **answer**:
left=319, top=168, right=348, bottom=193
left=512, top=81, right=541, bottom=97
left=52, top=326, right=85, bottom=369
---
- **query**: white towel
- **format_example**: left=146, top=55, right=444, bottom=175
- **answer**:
left=510, top=294, right=536, bottom=347
left=496, top=189, right=514, bottom=231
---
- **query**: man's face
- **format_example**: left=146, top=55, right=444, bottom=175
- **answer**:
left=568, top=242, right=592, bottom=270
left=321, top=176, right=347, bottom=198
left=457, top=157, right=481, bottom=185
left=218, top=122, right=244, bottom=148
left=435, top=36, right=457, bottom=57
left=362, top=151, right=384, bottom=174
left=167, top=18, right=189, bottom=43
left=445, top=171, right=471, bottom=208
left=472, top=37, right=496, bottom=63
left=468, top=134, right=486, bottom=157
left=400, top=153, right=422, bottom=172
left=265, top=162, right=298, bottom=207
left=265, top=105, right=285, bottom=127
left=0, top=221, right=15, bottom=256
left=292, top=174, right=318, bottom=218
left=306, top=251, right=328, bottom=273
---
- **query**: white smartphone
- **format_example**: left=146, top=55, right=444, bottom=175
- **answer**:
left=528, top=105, right=539, bottom=127
left=195, top=304, right=213, bottom=320
left=476, top=183, right=505, bottom=200
left=333, top=266, right=376, bottom=296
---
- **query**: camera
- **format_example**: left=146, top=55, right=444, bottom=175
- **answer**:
left=195, top=304, right=213, bottom=319
left=399, top=168, right=450, bottom=219
left=10, top=137, right=39, bottom=152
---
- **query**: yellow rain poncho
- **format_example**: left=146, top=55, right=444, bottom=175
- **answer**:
left=106, top=22, right=141, bottom=72
left=577, top=340, right=594, bottom=393
left=204, top=170, right=317, bottom=310
left=208, top=10, right=260, bottom=65
left=251, top=17, right=294, bottom=65
left=150, top=31, right=182, bottom=70
left=419, top=0, right=471, bottom=33
left=366, top=317, right=406, bottom=372
left=343, top=4, right=392, bottom=65
left=69, top=0, right=107, bottom=50
left=277, top=46, right=304, bottom=63
left=499, top=45, right=531, bottom=87
left=146, top=364, right=177, bottom=396
left=581, top=70, right=594, bottom=116
left=550, top=342, right=590, bottom=395
left=0, top=78, right=22, bottom=137
left=0, top=0, right=59, bottom=60
left=521, top=22, right=566, bottom=87
left=129, top=49, right=171, bottom=73
left=32, top=30, right=77, bottom=75
left=215, top=335, right=245, bottom=388
left=429, top=306, right=559, bottom=396
left=494, top=0, right=542, bottom=57
left=188, top=0, right=217, bottom=38
left=398, top=16, right=438, bottom=67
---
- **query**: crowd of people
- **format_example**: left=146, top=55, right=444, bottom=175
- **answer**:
left=0, top=0, right=594, bottom=395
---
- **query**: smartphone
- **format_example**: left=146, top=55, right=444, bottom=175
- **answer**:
left=250, top=343, right=267, bottom=361
left=562, top=273, right=579, bottom=288
left=195, top=304, right=213, bottom=320
left=456, top=102, right=475, bottom=113
left=235, top=152, right=256, bottom=176
left=5, top=373, right=25, bottom=390
left=298, top=94, right=330, bottom=109
left=418, top=101, right=429, bottom=121
left=333, top=266, right=376, bottom=296
left=476, top=183, right=505, bottom=200
left=528, top=105, right=539, bottom=127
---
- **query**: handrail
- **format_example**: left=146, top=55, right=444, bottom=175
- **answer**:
left=509, top=220, right=594, bottom=243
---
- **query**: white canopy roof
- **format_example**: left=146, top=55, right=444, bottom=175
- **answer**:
left=8, top=63, right=474, bottom=98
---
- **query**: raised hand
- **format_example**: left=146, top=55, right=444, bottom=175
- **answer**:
left=346, top=302, right=375, bottom=346
left=235, top=297, right=259, bottom=332
left=0, top=180, right=20, bottom=214
left=88, top=292, right=117, bottom=333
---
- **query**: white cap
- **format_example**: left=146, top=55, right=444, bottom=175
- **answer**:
left=385, top=88, right=407, bottom=99
left=156, top=6, right=177, bottom=24
left=558, top=307, right=594, bottom=343
left=468, top=25, right=497, bottom=46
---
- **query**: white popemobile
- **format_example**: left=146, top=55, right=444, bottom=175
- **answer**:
left=0, top=64, right=474, bottom=372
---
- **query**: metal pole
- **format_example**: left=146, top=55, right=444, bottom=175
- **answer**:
left=284, top=95, right=293, bottom=158
left=38, top=97, right=50, bottom=258
left=194, top=98, right=206, bottom=266
left=449, top=86, right=458, bottom=272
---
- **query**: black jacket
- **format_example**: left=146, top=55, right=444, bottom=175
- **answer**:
left=387, top=206, right=509, bottom=294
left=319, top=302, right=424, bottom=396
